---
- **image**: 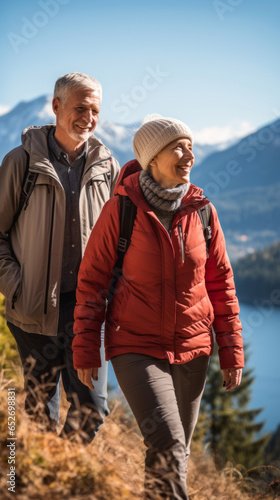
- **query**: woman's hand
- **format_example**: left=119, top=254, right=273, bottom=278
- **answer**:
left=77, top=367, right=99, bottom=390
left=222, top=368, right=242, bottom=391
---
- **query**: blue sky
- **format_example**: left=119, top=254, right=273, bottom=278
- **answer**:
left=0, top=0, right=279, bottom=142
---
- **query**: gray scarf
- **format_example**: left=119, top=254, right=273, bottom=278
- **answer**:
left=139, top=170, right=189, bottom=233
left=139, top=170, right=189, bottom=211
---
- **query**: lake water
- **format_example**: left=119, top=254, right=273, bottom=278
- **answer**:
left=239, top=302, right=280, bottom=433
left=108, top=302, right=280, bottom=434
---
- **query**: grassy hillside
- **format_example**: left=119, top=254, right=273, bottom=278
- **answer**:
left=1, top=379, right=279, bottom=500
left=0, top=293, right=279, bottom=499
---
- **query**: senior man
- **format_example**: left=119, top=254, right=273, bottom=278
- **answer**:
left=0, top=72, right=120, bottom=443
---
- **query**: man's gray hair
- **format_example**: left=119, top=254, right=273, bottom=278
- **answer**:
left=54, top=72, right=102, bottom=104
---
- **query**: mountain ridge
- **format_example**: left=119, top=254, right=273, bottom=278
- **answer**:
left=0, top=94, right=233, bottom=166
left=1, top=95, right=279, bottom=260
left=190, top=117, right=280, bottom=259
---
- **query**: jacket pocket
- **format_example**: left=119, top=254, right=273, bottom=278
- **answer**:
left=11, top=266, right=23, bottom=311
left=11, top=282, right=21, bottom=309
left=107, top=281, right=131, bottom=329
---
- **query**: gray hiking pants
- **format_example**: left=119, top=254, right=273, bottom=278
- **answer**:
left=112, top=353, right=209, bottom=499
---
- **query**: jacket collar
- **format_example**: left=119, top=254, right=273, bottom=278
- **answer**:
left=114, top=160, right=209, bottom=215
left=21, top=124, right=112, bottom=180
left=48, top=126, right=88, bottom=163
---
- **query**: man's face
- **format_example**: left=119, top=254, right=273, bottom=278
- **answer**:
left=52, top=87, right=101, bottom=150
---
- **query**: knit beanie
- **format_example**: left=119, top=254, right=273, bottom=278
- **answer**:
left=133, top=116, right=193, bottom=170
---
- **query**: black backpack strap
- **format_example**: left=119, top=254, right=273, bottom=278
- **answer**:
left=12, top=152, right=38, bottom=227
left=197, top=203, right=212, bottom=258
left=108, top=195, right=137, bottom=302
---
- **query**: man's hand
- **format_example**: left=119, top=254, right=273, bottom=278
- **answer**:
left=222, top=368, right=242, bottom=391
left=77, top=367, right=99, bottom=390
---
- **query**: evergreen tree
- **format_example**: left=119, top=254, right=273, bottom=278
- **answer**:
left=196, top=343, right=269, bottom=469
left=264, top=424, right=280, bottom=465
left=233, top=241, right=280, bottom=303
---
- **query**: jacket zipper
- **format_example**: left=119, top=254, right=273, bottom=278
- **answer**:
left=178, top=222, right=185, bottom=264
left=158, top=230, right=166, bottom=350
left=44, top=188, right=55, bottom=315
left=87, top=180, right=94, bottom=230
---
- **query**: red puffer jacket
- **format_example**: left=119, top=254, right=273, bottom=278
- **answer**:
left=73, top=161, right=244, bottom=370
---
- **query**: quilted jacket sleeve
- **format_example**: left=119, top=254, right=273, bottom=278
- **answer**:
left=72, top=196, right=120, bottom=369
left=205, top=204, right=244, bottom=370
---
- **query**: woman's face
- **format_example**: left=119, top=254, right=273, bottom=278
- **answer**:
left=149, top=137, right=195, bottom=189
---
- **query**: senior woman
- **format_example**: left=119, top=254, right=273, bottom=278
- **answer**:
left=72, top=117, right=244, bottom=499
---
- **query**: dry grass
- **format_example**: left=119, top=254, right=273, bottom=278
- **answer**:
left=187, top=455, right=280, bottom=500
left=0, top=363, right=144, bottom=499
left=0, top=362, right=279, bottom=500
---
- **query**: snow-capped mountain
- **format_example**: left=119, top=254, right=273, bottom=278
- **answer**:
left=1, top=95, right=279, bottom=261
left=0, top=95, right=223, bottom=166
left=191, top=117, right=280, bottom=260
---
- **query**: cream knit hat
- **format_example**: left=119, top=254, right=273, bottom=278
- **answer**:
left=133, top=116, right=193, bottom=170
